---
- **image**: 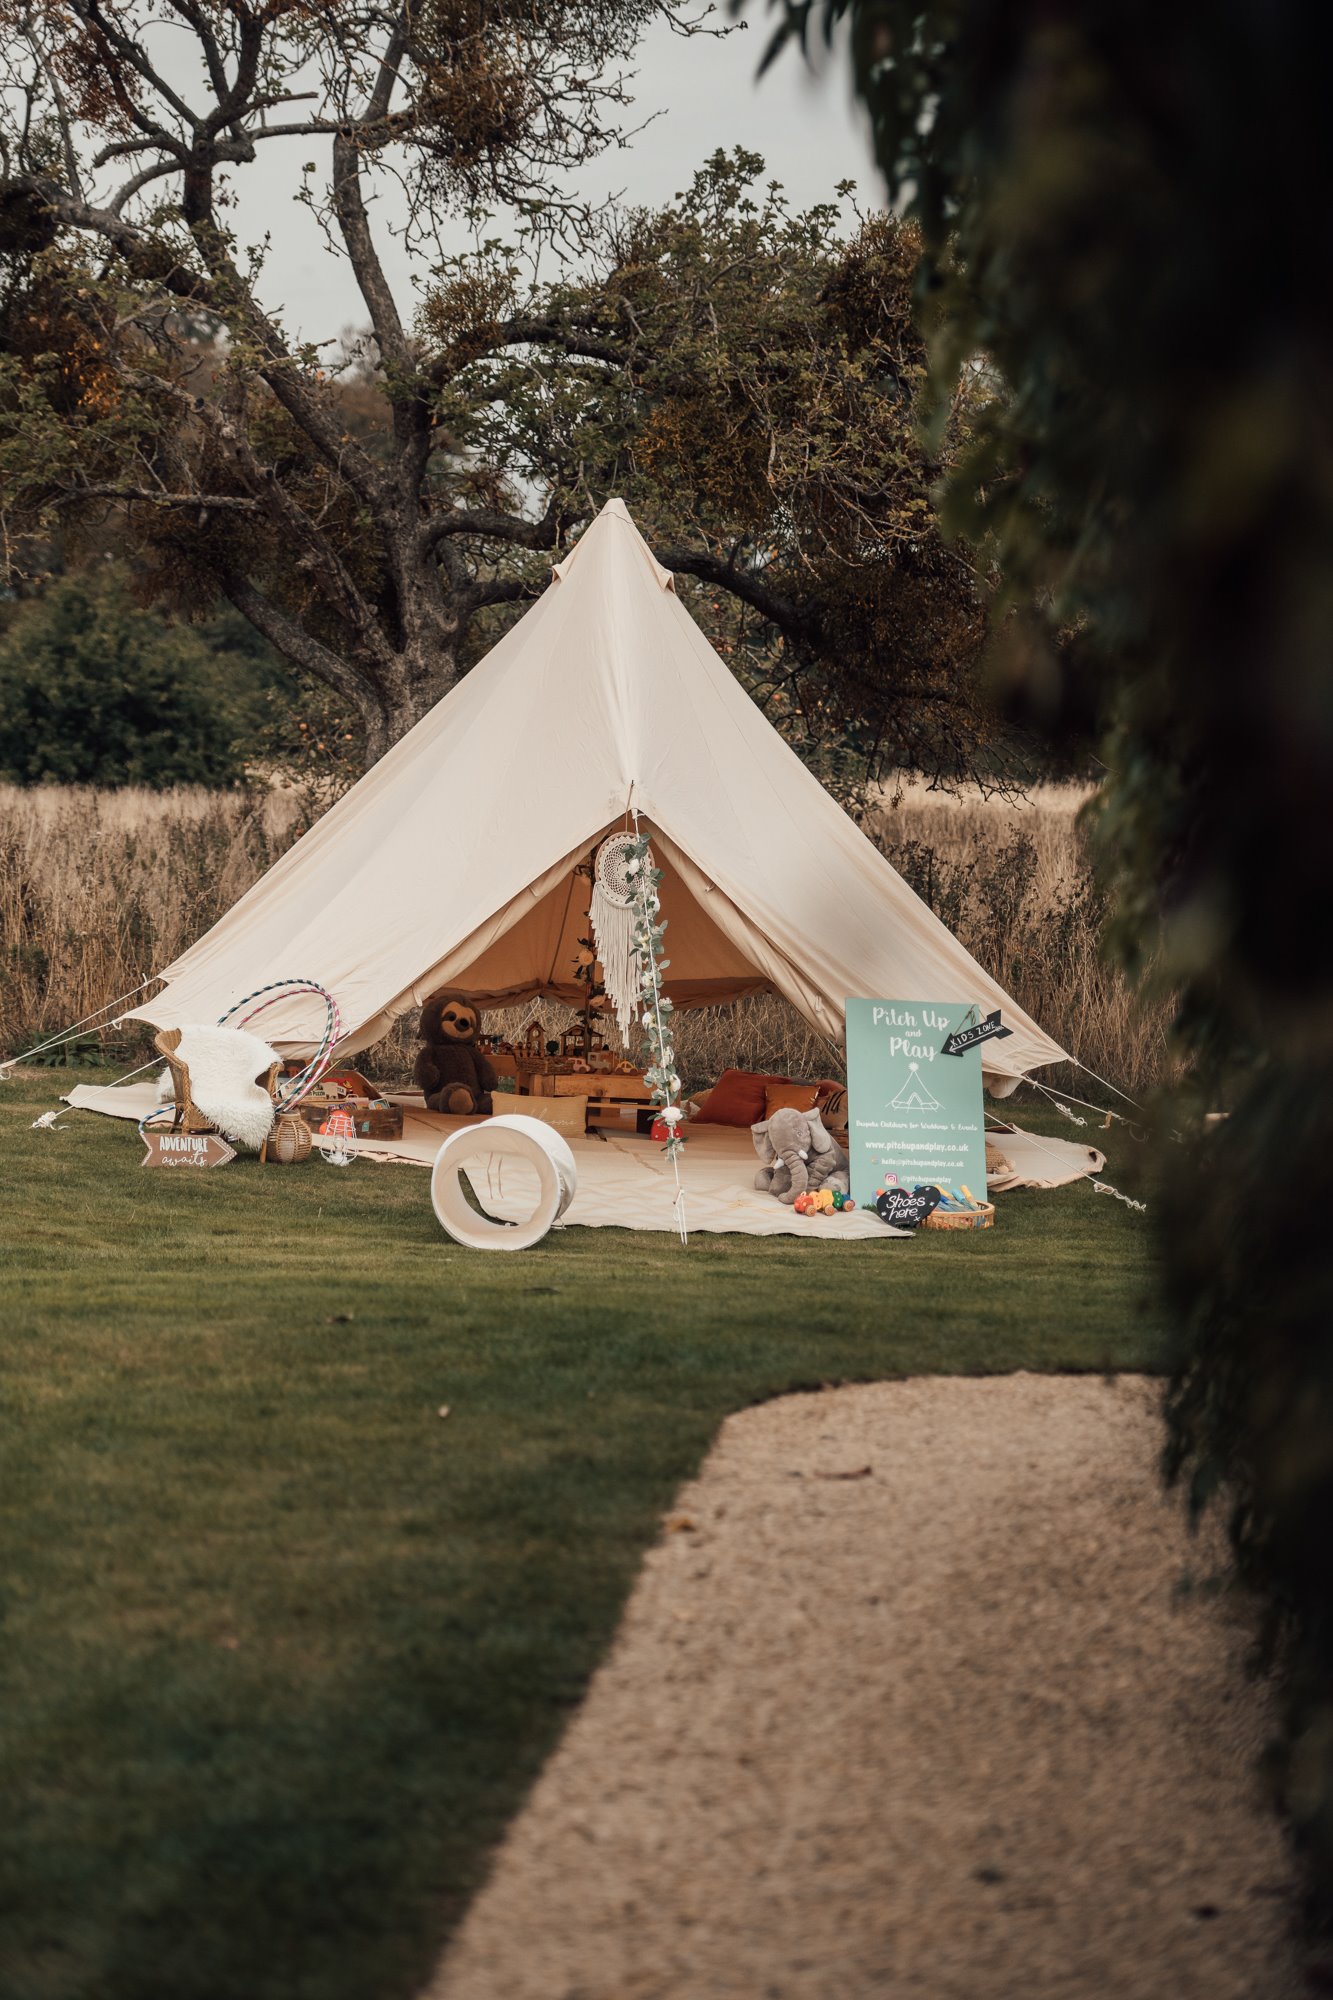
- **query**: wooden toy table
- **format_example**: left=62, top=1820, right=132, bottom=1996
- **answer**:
left=506, top=1061, right=653, bottom=1135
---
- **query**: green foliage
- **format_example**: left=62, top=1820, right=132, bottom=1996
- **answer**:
left=427, top=150, right=1002, bottom=782
left=0, top=94, right=1011, bottom=779
left=757, top=0, right=1333, bottom=1927
left=625, top=835, right=685, bottom=1155
left=0, top=2, right=732, bottom=758
left=0, top=567, right=287, bottom=787
left=1160, top=1062, right=1333, bottom=1748
left=0, top=1069, right=1161, bottom=2000
left=245, top=679, right=364, bottom=813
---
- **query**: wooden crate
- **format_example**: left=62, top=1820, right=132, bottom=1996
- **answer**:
left=585, top=1100, right=657, bottom=1134
left=599, top=1073, right=652, bottom=1101
left=296, top=1097, right=404, bottom=1139
left=529, top=1071, right=600, bottom=1098
left=284, top=1063, right=376, bottom=1101
left=530, top=1070, right=651, bottom=1101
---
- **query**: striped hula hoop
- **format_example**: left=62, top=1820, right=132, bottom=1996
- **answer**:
left=217, top=981, right=342, bottom=1109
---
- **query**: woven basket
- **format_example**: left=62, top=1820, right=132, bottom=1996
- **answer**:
left=922, top=1199, right=995, bottom=1231
left=263, top=1112, right=313, bottom=1164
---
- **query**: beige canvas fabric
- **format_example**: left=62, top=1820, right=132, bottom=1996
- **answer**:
left=126, top=499, right=1068, bottom=1089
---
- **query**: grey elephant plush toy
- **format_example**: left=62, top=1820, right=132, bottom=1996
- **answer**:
left=751, top=1106, right=850, bottom=1205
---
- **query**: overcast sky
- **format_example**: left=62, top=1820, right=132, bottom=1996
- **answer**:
left=217, top=13, right=879, bottom=344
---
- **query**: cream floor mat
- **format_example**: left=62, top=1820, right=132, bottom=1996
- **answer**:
left=64, top=1084, right=1103, bottom=1238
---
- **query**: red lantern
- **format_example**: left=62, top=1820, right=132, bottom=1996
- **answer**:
left=318, top=1107, right=356, bottom=1166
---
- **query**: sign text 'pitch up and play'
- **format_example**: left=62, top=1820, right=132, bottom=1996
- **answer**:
left=844, top=1000, right=991, bottom=1212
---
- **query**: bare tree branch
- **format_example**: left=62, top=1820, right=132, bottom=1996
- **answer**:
left=62, top=485, right=261, bottom=513
left=118, top=368, right=398, bottom=687
left=454, top=573, right=545, bottom=616
left=330, top=5, right=412, bottom=368
left=654, top=547, right=818, bottom=646
left=214, top=568, right=383, bottom=719
left=422, top=500, right=566, bottom=555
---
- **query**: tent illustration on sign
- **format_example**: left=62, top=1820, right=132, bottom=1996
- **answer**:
left=891, top=1062, right=942, bottom=1111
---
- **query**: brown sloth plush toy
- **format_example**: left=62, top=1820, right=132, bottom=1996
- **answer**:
left=414, top=992, right=497, bottom=1115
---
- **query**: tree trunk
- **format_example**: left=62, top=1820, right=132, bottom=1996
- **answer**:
left=365, top=653, right=459, bottom=766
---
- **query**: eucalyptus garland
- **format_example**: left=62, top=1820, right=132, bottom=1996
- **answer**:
left=626, top=832, right=686, bottom=1163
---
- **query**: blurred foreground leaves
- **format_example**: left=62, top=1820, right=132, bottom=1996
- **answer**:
left=758, top=0, right=1333, bottom=1929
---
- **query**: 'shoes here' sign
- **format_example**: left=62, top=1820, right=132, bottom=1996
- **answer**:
left=844, top=1001, right=988, bottom=1213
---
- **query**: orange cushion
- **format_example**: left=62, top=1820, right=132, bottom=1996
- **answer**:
left=763, top=1079, right=822, bottom=1120
left=692, top=1070, right=849, bottom=1127
left=691, top=1068, right=771, bottom=1127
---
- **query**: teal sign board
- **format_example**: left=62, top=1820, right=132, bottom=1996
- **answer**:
left=844, top=1000, right=989, bottom=1209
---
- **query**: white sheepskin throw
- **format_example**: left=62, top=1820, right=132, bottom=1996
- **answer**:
left=155, top=1024, right=279, bottom=1151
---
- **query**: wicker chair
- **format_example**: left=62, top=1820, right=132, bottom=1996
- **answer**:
left=153, top=1027, right=282, bottom=1153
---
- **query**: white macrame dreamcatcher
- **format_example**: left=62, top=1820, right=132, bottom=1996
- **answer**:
left=591, top=832, right=651, bottom=1044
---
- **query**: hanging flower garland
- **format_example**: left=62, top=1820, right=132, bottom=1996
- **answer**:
left=625, top=831, right=686, bottom=1168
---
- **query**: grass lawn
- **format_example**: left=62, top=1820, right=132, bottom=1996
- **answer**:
left=1, top=1068, right=1164, bottom=2000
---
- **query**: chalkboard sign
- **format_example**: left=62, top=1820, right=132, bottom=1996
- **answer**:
left=845, top=1000, right=989, bottom=1216
left=874, top=1185, right=943, bottom=1231
left=941, top=1008, right=1013, bottom=1058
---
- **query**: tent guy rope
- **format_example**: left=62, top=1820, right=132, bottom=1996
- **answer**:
left=1032, top=1078, right=1144, bottom=1137
left=1071, top=1056, right=1144, bottom=1114
left=1089, top=1180, right=1149, bottom=1215
left=986, top=1112, right=1147, bottom=1217
left=0, top=977, right=156, bottom=1076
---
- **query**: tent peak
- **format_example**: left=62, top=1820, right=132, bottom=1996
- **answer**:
left=552, top=497, right=675, bottom=591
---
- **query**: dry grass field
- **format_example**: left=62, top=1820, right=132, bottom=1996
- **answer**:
left=0, top=777, right=1169, bottom=1100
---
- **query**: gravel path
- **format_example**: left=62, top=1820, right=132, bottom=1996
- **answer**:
left=430, top=1376, right=1299, bottom=2000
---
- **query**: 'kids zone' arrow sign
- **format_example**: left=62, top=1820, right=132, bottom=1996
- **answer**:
left=940, top=1008, right=1013, bottom=1058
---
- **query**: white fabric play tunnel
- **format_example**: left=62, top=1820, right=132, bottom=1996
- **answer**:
left=430, top=1114, right=578, bottom=1250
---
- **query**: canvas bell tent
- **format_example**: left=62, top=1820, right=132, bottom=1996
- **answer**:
left=122, top=499, right=1067, bottom=1092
